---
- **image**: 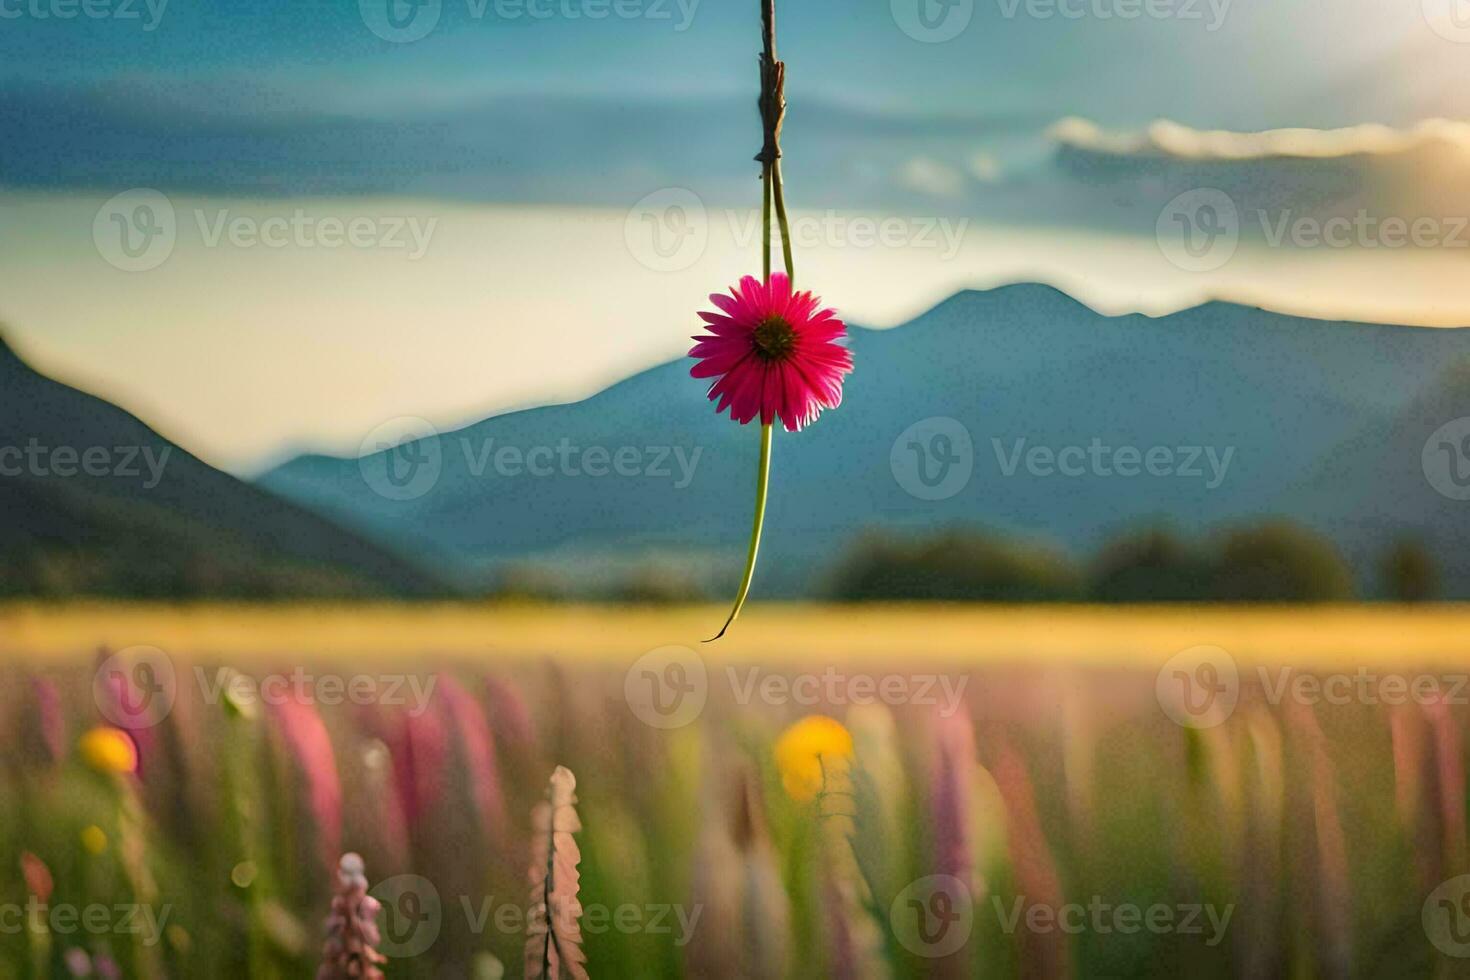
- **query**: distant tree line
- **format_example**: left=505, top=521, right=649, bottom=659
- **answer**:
left=0, top=548, right=397, bottom=600
left=2, top=519, right=1439, bottom=603
left=485, top=521, right=1440, bottom=604
left=826, top=522, right=1438, bottom=604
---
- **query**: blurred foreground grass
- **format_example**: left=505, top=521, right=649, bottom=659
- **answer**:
left=4, top=603, right=1470, bottom=978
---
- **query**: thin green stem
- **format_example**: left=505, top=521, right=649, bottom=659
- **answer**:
left=707, top=0, right=794, bottom=642
left=707, top=421, right=772, bottom=642
left=762, top=163, right=773, bottom=281
left=771, top=160, right=795, bottom=284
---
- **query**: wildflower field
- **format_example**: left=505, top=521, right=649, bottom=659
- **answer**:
left=2, top=603, right=1469, bottom=978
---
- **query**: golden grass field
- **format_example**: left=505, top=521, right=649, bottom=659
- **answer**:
left=2, top=602, right=1469, bottom=666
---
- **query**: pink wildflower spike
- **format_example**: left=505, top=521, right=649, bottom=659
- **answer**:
left=439, top=676, right=509, bottom=848
left=271, top=697, right=343, bottom=874
left=317, top=853, right=386, bottom=980
left=689, top=273, right=852, bottom=433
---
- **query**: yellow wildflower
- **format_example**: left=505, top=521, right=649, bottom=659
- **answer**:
left=774, top=715, right=853, bottom=802
left=78, top=726, right=138, bottom=775
left=80, top=825, right=108, bottom=855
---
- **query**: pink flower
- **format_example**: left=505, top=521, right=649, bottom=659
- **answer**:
left=689, top=273, right=852, bottom=432
left=439, top=676, right=508, bottom=847
left=317, top=853, right=386, bottom=980
left=931, top=710, right=977, bottom=892
left=271, top=697, right=342, bottom=874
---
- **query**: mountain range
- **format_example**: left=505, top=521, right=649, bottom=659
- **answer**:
left=258, top=285, right=1470, bottom=598
left=0, top=334, right=443, bottom=597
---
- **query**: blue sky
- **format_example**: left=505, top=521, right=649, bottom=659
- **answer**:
left=4, top=0, right=1470, bottom=470
left=5, top=0, right=1468, bottom=213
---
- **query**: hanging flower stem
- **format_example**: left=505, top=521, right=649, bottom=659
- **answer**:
left=707, top=0, right=792, bottom=642
left=772, top=161, right=795, bottom=282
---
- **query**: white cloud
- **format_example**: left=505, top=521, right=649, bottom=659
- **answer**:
left=967, top=152, right=1001, bottom=183
left=897, top=157, right=968, bottom=198
left=1048, top=116, right=1470, bottom=161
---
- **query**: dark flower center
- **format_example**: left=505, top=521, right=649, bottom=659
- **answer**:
left=752, top=315, right=797, bottom=361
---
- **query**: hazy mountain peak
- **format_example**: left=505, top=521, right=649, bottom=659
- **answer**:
left=260, top=288, right=1470, bottom=597
left=0, top=331, right=22, bottom=368
left=0, top=336, right=447, bottom=598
